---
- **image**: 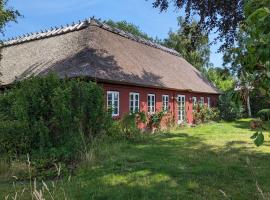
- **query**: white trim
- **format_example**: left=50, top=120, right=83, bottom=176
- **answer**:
left=177, top=95, right=186, bottom=124
left=147, top=94, right=156, bottom=114
left=192, top=97, right=197, bottom=106
left=207, top=97, right=211, bottom=108
left=107, top=91, right=119, bottom=117
left=129, top=92, right=140, bottom=113
left=200, top=97, right=204, bottom=106
left=162, top=95, right=169, bottom=112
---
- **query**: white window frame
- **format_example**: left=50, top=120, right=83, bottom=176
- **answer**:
left=162, top=95, right=169, bottom=112
left=200, top=97, right=204, bottom=106
left=192, top=97, right=197, bottom=106
left=147, top=94, right=156, bottom=114
left=207, top=97, right=211, bottom=108
left=107, top=91, right=119, bottom=117
left=129, top=92, right=140, bottom=113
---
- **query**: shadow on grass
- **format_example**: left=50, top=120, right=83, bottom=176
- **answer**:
left=231, top=119, right=251, bottom=130
left=66, top=131, right=270, bottom=200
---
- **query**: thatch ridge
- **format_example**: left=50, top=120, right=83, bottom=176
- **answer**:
left=2, top=17, right=180, bottom=57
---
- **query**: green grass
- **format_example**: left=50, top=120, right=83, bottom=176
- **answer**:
left=1, top=119, right=270, bottom=199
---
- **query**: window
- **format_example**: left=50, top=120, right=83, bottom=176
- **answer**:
left=207, top=97, right=211, bottom=108
left=199, top=97, right=204, bottom=106
left=162, top=95, right=169, bottom=112
left=107, top=91, right=119, bottom=116
left=129, top=93, right=140, bottom=113
left=192, top=97, right=197, bottom=106
left=147, top=94, right=155, bottom=113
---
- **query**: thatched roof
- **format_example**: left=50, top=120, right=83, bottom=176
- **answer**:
left=0, top=18, right=220, bottom=94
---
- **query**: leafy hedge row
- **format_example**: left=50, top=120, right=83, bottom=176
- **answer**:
left=0, top=75, right=111, bottom=160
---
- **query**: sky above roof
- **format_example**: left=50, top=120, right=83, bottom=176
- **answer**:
left=1, top=0, right=223, bottom=67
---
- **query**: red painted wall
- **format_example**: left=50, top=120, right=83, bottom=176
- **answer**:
left=102, top=83, right=219, bottom=124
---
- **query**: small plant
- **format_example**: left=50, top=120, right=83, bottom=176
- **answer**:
left=148, top=111, right=165, bottom=132
left=193, top=104, right=220, bottom=124
left=120, top=111, right=147, bottom=139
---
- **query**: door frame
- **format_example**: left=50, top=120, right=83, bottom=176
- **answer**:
left=177, top=95, right=186, bottom=124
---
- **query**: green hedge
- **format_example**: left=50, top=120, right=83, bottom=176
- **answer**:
left=0, top=75, right=111, bottom=160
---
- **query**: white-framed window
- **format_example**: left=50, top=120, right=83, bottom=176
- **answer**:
left=162, top=95, right=169, bottom=112
left=107, top=91, right=119, bottom=116
left=147, top=94, right=155, bottom=113
left=207, top=97, right=211, bottom=108
left=129, top=92, right=140, bottom=113
left=192, top=97, right=197, bottom=106
left=200, top=97, right=204, bottom=106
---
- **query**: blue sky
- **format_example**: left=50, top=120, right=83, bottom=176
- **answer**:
left=1, top=0, right=223, bottom=67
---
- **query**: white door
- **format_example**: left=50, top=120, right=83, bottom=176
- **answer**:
left=177, top=95, right=186, bottom=124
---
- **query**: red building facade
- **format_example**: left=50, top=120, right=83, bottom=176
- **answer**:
left=102, top=83, right=219, bottom=125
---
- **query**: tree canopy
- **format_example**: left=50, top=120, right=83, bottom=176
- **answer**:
left=150, top=0, right=244, bottom=50
left=0, top=0, right=20, bottom=35
left=162, top=17, right=211, bottom=72
left=104, top=19, right=154, bottom=41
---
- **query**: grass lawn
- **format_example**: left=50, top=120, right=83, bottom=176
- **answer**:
left=1, top=119, right=270, bottom=199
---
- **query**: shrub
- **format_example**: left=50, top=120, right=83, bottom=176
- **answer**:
left=257, top=109, right=270, bottom=121
left=218, top=93, right=244, bottom=121
left=193, top=105, right=220, bottom=124
left=120, top=111, right=147, bottom=139
left=0, top=75, right=111, bottom=163
left=148, top=111, right=165, bottom=131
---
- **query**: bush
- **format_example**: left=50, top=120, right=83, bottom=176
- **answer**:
left=0, top=75, right=112, bottom=163
left=218, top=93, right=244, bottom=121
left=120, top=111, right=147, bottom=139
left=193, top=105, right=220, bottom=124
left=257, top=109, right=270, bottom=121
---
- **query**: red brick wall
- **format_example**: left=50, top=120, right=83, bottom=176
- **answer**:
left=101, top=83, right=219, bottom=125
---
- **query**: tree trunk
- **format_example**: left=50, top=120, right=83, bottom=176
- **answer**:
left=246, top=93, right=252, bottom=118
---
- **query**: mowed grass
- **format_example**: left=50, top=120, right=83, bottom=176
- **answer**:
left=1, top=119, right=270, bottom=200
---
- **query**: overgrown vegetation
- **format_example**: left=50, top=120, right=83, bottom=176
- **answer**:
left=0, top=75, right=112, bottom=178
left=193, top=104, right=220, bottom=124
left=1, top=120, right=270, bottom=199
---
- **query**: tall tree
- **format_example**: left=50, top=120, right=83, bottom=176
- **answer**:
left=162, top=17, right=211, bottom=72
left=0, top=0, right=20, bottom=35
left=244, top=0, right=270, bottom=94
left=150, top=0, right=244, bottom=50
left=104, top=19, right=154, bottom=41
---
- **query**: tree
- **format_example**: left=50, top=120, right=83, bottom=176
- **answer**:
left=163, top=17, right=211, bottom=72
left=150, top=0, right=244, bottom=50
left=244, top=0, right=270, bottom=94
left=104, top=19, right=154, bottom=41
left=206, top=67, right=234, bottom=92
left=0, top=0, right=20, bottom=83
left=0, top=0, right=20, bottom=35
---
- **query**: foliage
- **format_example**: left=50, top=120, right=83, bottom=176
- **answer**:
left=0, top=0, right=20, bottom=34
left=193, top=104, right=220, bottom=124
left=148, top=111, right=165, bottom=130
left=2, top=120, right=270, bottom=199
left=251, top=131, right=265, bottom=147
left=150, top=0, right=244, bottom=50
left=163, top=17, right=211, bottom=72
left=120, top=111, right=147, bottom=139
left=104, top=19, right=154, bottom=41
left=206, top=67, right=235, bottom=92
left=244, top=0, right=270, bottom=95
left=258, top=109, right=270, bottom=121
left=218, top=91, right=244, bottom=121
left=0, top=75, right=111, bottom=166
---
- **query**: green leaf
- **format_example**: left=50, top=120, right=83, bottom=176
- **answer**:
left=250, top=132, right=258, bottom=139
left=254, top=132, right=264, bottom=147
